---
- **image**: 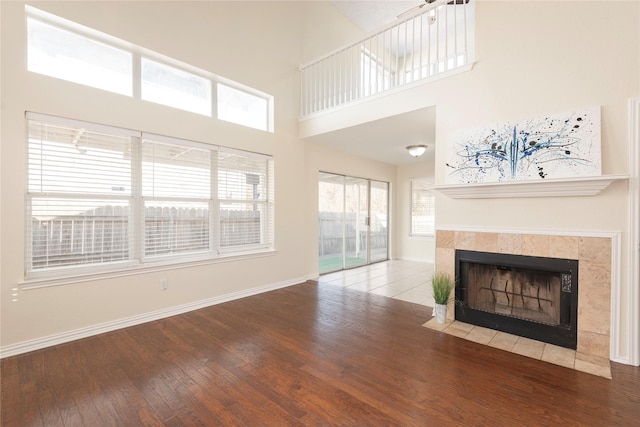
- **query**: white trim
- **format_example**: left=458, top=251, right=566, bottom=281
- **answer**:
left=142, top=132, right=219, bottom=151
left=434, top=175, right=629, bottom=199
left=628, top=97, right=640, bottom=366
left=26, top=111, right=141, bottom=137
left=1, top=275, right=313, bottom=359
left=408, top=234, right=435, bottom=240
left=397, top=256, right=435, bottom=263
left=218, top=146, right=273, bottom=160
left=21, top=249, right=277, bottom=290
left=436, top=225, right=620, bottom=239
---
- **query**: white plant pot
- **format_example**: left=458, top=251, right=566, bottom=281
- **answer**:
left=434, top=303, right=448, bottom=324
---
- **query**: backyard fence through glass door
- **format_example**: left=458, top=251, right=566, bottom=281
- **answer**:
left=318, top=172, right=389, bottom=274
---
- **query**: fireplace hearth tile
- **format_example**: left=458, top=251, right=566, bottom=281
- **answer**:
left=422, top=319, right=612, bottom=378
left=488, top=332, right=519, bottom=351
left=465, top=326, right=497, bottom=345
left=541, top=344, right=576, bottom=369
left=511, top=337, right=545, bottom=359
left=422, top=318, right=451, bottom=331
left=574, top=352, right=612, bottom=379
left=443, top=321, right=474, bottom=338
left=434, top=229, right=615, bottom=379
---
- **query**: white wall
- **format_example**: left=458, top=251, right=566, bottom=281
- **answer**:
left=396, top=161, right=436, bottom=262
left=0, top=1, right=383, bottom=352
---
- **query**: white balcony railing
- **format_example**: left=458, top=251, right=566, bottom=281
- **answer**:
left=300, top=0, right=475, bottom=118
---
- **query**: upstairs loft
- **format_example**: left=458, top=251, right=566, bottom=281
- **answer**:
left=299, top=0, right=475, bottom=133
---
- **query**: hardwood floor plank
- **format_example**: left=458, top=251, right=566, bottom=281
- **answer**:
left=2, top=278, right=639, bottom=426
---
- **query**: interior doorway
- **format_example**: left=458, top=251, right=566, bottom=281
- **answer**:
left=318, top=172, right=389, bottom=274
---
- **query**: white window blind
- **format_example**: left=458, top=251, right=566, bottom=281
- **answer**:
left=142, top=136, right=212, bottom=258
left=27, top=116, right=135, bottom=271
left=411, top=179, right=435, bottom=236
left=26, top=113, right=274, bottom=279
left=218, top=149, right=274, bottom=249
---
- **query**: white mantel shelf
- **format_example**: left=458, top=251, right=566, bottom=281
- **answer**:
left=434, top=175, right=629, bottom=199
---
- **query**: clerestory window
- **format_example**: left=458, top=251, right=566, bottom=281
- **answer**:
left=26, top=6, right=273, bottom=132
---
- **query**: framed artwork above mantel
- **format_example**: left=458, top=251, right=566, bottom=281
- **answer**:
left=445, top=106, right=602, bottom=185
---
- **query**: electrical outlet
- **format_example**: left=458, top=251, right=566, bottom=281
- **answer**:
left=161, top=279, right=168, bottom=291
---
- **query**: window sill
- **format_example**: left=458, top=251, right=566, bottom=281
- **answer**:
left=20, top=248, right=276, bottom=290
left=409, top=234, right=435, bottom=240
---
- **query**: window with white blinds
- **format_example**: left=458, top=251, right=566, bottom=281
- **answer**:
left=27, top=118, right=135, bottom=271
left=410, top=179, right=435, bottom=236
left=141, top=136, right=212, bottom=259
left=26, top=113, right=274, bottom=278
left=218, top=150, right=273, bottom=249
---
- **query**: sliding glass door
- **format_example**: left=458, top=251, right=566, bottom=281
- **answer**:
left=369, top=180, right=389, bottom=263
left=344, top=177, right=369, bottom=269
left=318, top=172, right=388, bottom=274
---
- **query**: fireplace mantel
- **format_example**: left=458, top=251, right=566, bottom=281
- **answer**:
left=434, top=174, right=628, bottom=199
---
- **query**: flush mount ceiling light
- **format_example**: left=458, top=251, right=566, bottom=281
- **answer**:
left=406, top=144, right=428, bottom=157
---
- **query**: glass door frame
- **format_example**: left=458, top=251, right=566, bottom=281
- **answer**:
left=318, top=172, right=389, bottom=274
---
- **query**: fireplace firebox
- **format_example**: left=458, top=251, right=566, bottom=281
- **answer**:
left=455, top=250, right=578, bottom=349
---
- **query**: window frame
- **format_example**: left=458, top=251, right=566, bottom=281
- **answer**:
left=24, top=113, right=275, bottom=286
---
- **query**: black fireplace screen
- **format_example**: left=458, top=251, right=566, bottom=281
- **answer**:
left=455, top=250, right=578, bottom=349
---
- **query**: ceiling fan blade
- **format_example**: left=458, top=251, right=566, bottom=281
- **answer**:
left=397, top=0, right=470, bottom=19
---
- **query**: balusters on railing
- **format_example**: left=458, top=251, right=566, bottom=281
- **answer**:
left=299, top=0, right=474, bottom=118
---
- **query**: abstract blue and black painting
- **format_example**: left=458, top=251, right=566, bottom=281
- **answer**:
left=445, top=106, right=601, bottom=184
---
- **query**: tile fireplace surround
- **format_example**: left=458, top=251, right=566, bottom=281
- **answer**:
left=433, top=229, right=615, bottom=378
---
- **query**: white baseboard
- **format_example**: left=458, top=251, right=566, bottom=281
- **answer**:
left=396, top=256, right=435, bottom=263
left=0, top=275, right=314, bottom=359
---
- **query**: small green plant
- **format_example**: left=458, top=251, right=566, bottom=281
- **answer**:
left=432, top=272, right=454, bottom=305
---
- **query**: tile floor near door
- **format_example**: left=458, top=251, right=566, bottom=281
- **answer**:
left=318, top=259, right=434, bottom=306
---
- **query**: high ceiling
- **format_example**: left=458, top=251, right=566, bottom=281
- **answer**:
left=307, top=1, right=435, bottom=166
left=331, top=1, right=425, bottom=32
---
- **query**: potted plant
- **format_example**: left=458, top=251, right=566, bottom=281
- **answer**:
left=432, top=272, right=454, bottom=324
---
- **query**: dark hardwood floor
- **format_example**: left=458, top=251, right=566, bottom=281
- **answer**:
left=2, top=280, right=639, bottom=426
